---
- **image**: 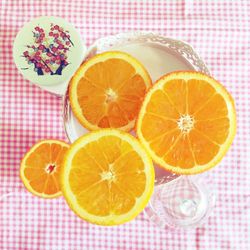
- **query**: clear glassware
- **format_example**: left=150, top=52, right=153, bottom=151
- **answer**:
left=145, top=172, right=216, bottom=229
left=62, top=31, right=215, bottom=229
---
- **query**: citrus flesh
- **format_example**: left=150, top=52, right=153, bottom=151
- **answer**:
left=69, top=51, right=151, bottom=131
left=61, top=129, right=154, bottom=225
left=20, top=140, right=69, bottom=198
left=137, top=71, right=236, bottom=174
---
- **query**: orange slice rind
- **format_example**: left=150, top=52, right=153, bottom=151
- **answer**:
left=61, top=129, right=155, bottom=225
left=20, top=140, right=69, bottom=198
left=69, top=51, right=151, bottom=131
left=137, top=71, right=236, bottom=175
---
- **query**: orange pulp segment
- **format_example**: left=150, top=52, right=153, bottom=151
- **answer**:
left=137, top=71, right=236, bottom=174
left=61, top=129, right=154, bottom=225
left=20, top=140, right=69, bottom=198
left=69, top=51, right=151, bottom=131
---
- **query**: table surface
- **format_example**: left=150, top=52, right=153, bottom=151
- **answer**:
left=0, top=0, right=249, bottom=249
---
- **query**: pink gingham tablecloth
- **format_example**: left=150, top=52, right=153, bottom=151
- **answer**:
left=0, top=0, right=249, bottom=249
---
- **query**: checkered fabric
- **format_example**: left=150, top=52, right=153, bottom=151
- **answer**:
left=0, top=0, right=249, bottom=249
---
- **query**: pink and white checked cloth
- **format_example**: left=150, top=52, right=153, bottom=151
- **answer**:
left=0, top=0, right=249, bottom=249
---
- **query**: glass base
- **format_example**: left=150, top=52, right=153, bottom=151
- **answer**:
left=144, top=175, right=216, bottom=229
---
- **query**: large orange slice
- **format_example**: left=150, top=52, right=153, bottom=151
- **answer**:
left=61, top=129, right=154, bottom=225
left=137, top=71, right=236, bottom=174
left=20, top=140, right=69, bottom=198
left=69, top=51, right=151, bottom=131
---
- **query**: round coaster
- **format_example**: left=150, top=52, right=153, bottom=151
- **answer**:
left=13, top=16, right=86, bottom=94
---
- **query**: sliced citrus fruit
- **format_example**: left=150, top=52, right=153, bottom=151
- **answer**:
left=61, top=129, right=154, bottom=225
left=137, top=71, right=236, bottom=174
left=69, top=51, right=151, bottom=131
left=20, top=140, right=69, bottom=198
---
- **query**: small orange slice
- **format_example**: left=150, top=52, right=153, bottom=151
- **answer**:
left=69, top=51, right=151, bottom=131
left=20, top=140, right=69, bottom=198
left=61, top=129, right=154, bottom=225
left=137, top=71, right=236, bottom=174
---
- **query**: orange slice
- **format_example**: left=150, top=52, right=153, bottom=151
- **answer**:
left=61, top=129, right=154, bottom=225
left=20, top=140, right=69, bottom=198
left=137, top=71, right=236, bottom=174
left=69, top=51, right=151, bottom=131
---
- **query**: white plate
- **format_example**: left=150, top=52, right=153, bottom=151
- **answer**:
left=63, top=31, right=210, bottom=184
